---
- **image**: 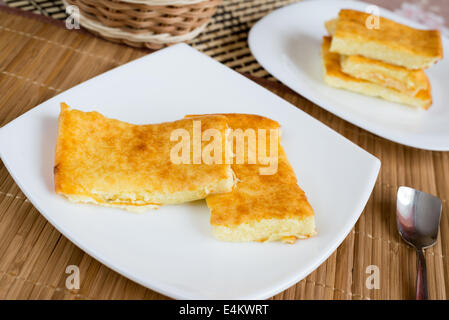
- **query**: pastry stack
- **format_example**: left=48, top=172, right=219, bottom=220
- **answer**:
left=321, top=9, right=443, bottom=110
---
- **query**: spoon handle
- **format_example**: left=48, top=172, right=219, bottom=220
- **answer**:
left=416, top=249, right=428, bottom=300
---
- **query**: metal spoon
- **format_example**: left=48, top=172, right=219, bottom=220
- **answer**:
left=396, top=186, right=442, bottom=300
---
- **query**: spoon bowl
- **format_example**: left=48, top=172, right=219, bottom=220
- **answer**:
left=396, top=186, right=442, bottom=300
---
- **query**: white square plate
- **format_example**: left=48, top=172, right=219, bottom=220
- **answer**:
left=0, top=44, right=380, bottom=299
left=248, top=0, right=449, bottom=151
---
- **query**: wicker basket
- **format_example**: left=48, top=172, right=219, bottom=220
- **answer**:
left=63, top=0, right=221, bottom=49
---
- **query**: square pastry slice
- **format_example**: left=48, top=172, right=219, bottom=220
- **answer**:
left=54, top=103, right=235, bottom=211
left=187, top=114, right=316, bottom=244
left=329, top=9, right=443, bottom=69
left=322, top=37, right=432, bottom=109
left=340, top=55, right=429, bottom=95
left=325, top=18, right=430, bottom=95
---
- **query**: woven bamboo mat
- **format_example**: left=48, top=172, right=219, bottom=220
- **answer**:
left=0, top=6, right=448, bottom=300
left=3, top=0, right=300, bottom=78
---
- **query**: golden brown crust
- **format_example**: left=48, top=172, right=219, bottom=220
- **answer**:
left=325, top=18, right=338, bottom=36
left=186, top=113, right=281, bottom=129
left=55, top=103, right=235, bottom=208
left=186, top=113, right=316, bottom=240
left=330, top=9, right=443, bottom=69
left=207, top=147, right=313, bottom=226
left=322, top=37, right=433, bottom=109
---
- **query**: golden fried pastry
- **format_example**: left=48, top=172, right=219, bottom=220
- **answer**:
left=54, top=103, right=235, bottom=211
left=340, top=55, right=429, bottom=95
left=186, top=114, right=316, bottom=243
left=325, top=18, right=338, bottom=36
left=329, top=9, right=443, bottom=69
left=322, top=37, right=432, bottom=109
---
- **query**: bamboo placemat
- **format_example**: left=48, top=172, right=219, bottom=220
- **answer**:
left=0, top=6, right=448, bottom=300
left=3, top=0, right=301, bottom=79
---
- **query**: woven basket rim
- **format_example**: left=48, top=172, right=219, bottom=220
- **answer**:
left=63, top=0, right=220, bottom=49
left=62, top=0, right=219, bottom=46
left=85, top=0, right=209, bottom=5
left=76, top=9, right=210, bottom=44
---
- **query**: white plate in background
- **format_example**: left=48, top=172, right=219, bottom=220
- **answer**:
left=249, top=0, right=449, bottom=151
left=0, top=44, right=380, bottom=299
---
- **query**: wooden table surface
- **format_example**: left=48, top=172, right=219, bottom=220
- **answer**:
left=0, top=3, right=448, bottom=300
